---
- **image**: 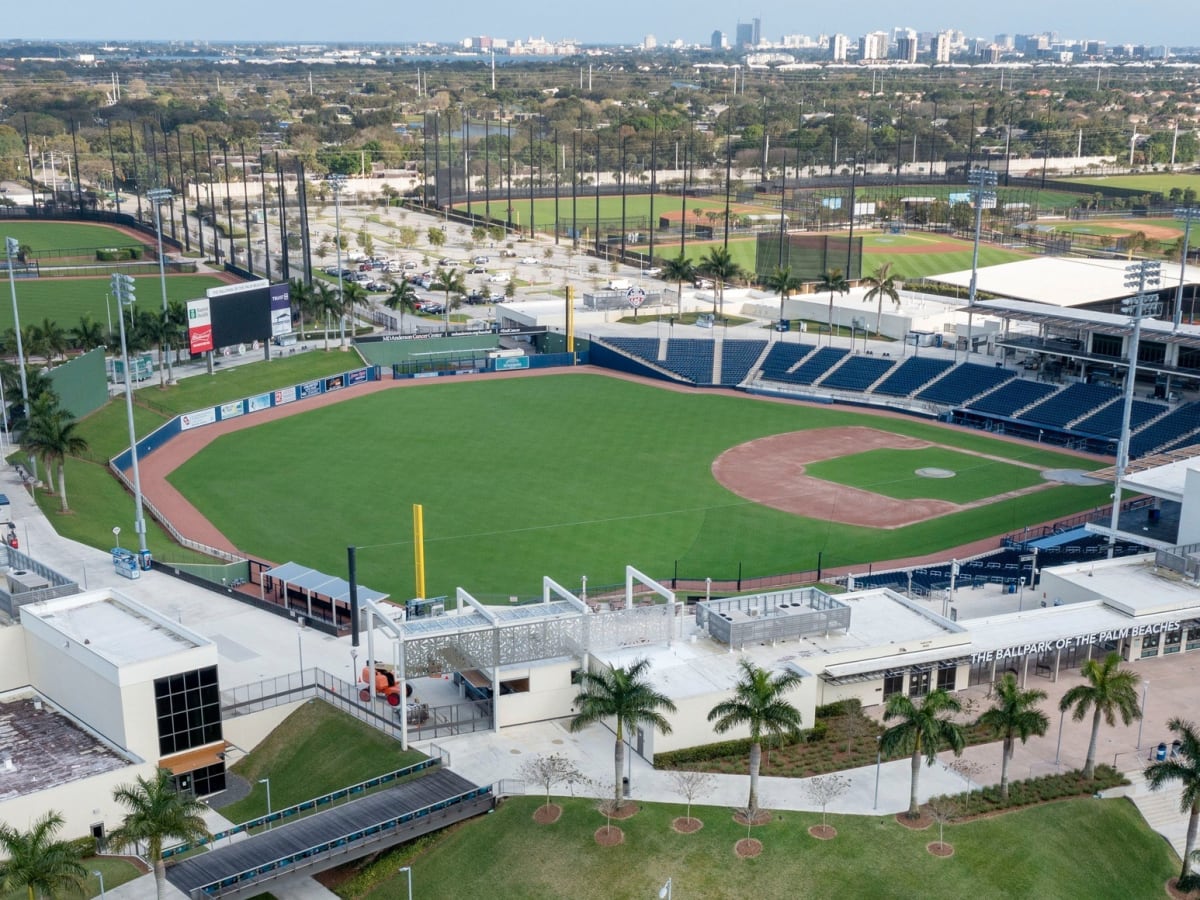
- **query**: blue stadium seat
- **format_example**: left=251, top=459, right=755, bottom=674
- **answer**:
left=1074, top=398, right=1167, bottom=439
left=720, top=340, right=768, bottom=386
left=916, top=362, right=1016, bottom=405
left=873, top=357, right=954, bottom=397
left=759, top=343, right=817, bottom=381
left=662, top=338, right=715, bottom=384
left=965, top=378, right=1058, bottom=416
left=786, top=347, right=849, bottom=385
left=820, top=356, right=896, bottom=391
left=1131, top=402, right=1200, bottom=457
left=1020, top=383, right=1121, bottom=429
left=605, top=337, right=660, bottom=365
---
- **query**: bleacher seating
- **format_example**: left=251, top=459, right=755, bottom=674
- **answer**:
left=1130, top=402, right=1200, bottom=457
left=873, top=357, right=954, bottom=397
left=1074, top=398, right=1166, bottom=439
left=964, top=378, right=1058, bottom=417
left=916, top=362, right=1016, bottom=405
left=820, top=355, right=896, bottom=391
left=1020, top=383, right=1121, bottom=429
left=605, top=337, right=660, bottom=366
left=662, top=339, right=715, bottom=384
left=759, top=343, right=817, bottom=380
left=786, top=347, right=850, bottom=385
left=720, top=339, right=767, bottom=386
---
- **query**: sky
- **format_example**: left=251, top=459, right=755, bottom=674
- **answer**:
left=2, top=1, right=1191, bottom=48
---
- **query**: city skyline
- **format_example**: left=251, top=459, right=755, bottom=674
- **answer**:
left=2, top=0, right=1194, bottom=49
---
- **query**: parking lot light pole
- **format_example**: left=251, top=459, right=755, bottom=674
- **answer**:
left=4, top=237, right=34, bottom=482
left=1136, top=681, right=1149, bottom=750
left=328, top=174, right=348, bottom=349
left=965, top=168, right=997, bottom=355
left=399, top=866, right=413, bottom=900
left=259, top=778, right=272, bottom=829
left=112, top=273, right=148, bottom=556
left=92, top=870, right=105, bottom=900
left=873, top=735, right=882, bottom=809
left=1173, top=207, right=1197, bottom=331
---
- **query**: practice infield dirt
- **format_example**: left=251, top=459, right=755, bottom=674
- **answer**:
left=712, top=426, right=1052, bottom=529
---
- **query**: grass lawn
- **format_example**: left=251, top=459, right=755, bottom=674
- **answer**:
left=218, top=699, right=426, bottom=825
left=166, top=374, right=1110, bottom=599
left=0, top=856, right=143, bottom=900
left=340, top=796, right=1176, bottom=900
left=804, top=447, right=1046, bottom=503
left=3, top=274, right=227, bottom=333
left=1061, top=173, right=1200, bottom=195
left=1, top=221, right=144, bottom=253
left=453, top=192, right=753, bottom=228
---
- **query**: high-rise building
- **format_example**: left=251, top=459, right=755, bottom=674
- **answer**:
left=934, top=32, right=952, bottom=63
left=830, top=33, right=849, bottom=62
left=896, top=35, right=918, bottom=63
left=735, top=22, right=755, bottom=48
left=643, top=34, right=657, bottom=50
left=711, top=30, right=726, bottom=51
left=859, top=31, right=889, bottom=61
left=752, top=17, right=761, bottom=45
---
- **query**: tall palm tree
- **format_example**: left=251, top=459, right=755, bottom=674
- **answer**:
left=707, top=658, right=803, bottom=816
left=569, top=659, right=677, bottom=808
left=23, top=392, right=61, bottom=495
left=1126, top=229, right=1149, bottom=260
left=24, top=401, right=89, bottom=512
left=862, top=262, right=901, bottom=338
left=431, top=267, right=466, bottom=337
left=977, top=673, right=1049, bottom=799
left=35, top=318, right=70, bottom=366
left=342, top=281, right=369, bottom=345
left=1060, top=651, right=1141, bottom=779
left=0, top=810, right=87, bottom=900
left=70, top=315, right=106, bottom=352
left=698, top=245, right=743, bottom=317
left=312, top=281, right=340, bottom=351
left=880, top=689, right=967, bottom=818
left=763, top=265, right=804, bottom=331
left=109, top=768, right=213, bottom=900
left=815, top=268, right=849, bottom=346
left=662, top=253, right=696, bottom=316
left=1144, top=717, right=1200, bottom=884
left=386, top=278, right=420, bottom=333
left=288, top=277, right=312, bottom=337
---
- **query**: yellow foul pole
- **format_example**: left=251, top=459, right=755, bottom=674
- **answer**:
left=413, top=504, right=426, bottom=599
left=565, top=285, right=575, bottom=355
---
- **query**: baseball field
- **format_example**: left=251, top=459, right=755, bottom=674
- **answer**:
left=163, top=372, right=1110, bottom=601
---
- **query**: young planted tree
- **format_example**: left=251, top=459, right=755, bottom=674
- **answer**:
left=927, top=795, right=960, bottom=853
left=977, top=673, right=1049, bottom=799
left=569, top=659, right=677, bottom=809
left=1059, top=651, right=1141, bottom=779
left=110, top=768, right=213, bottom=900
left=427, top=226, right=446, bottom=249
left=1143, top=717, right=1200, bottom=885
left=518, top=752, right=584, bottom=814
left=669, top=769, right=716, bottom=828
left=0, top=811, right=87, bottom=900
left=707, top=658, right=803, bottom=818
left=804, top=773, right=851, bottom=834
left=880, top=689, right=967, bottom=819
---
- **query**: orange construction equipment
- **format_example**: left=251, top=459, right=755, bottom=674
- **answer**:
left=358, top=665, right=409, bottom=707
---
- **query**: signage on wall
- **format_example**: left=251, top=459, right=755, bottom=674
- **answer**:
left=971, top=621, right=1181, bottom=665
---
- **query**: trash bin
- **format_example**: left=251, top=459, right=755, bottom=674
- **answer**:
left=1154, top=742, right=1168, bottom=761
left=622, top=776, right=630, bottom=795
left=138, top=549, right=153, bottom=571
left=111, top=548, right=140, bottom=580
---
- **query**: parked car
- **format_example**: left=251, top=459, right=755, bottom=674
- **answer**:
left=489, top=291, right=506, bottom=302
left=367, top=281, right=390, bottom=292
left=422, top=303, right=445, bottom=315
left=644, top=266, right=663, bottom=277
left=500, top=248, right=518, bottom=257
left=473, top=255, right=490, bottom=265
left=487, top=272, right=510, bottom=283
left=519, top=256, right=539, bottom=265
left=469, top=266, right=486, bottom=274
left=695, top=278, right=714, bottom=289
left=438, top=257, right=457, bottom=267
left=402, top=260, right=418, bottom=270
left=465, top=290, right=486, bottom=304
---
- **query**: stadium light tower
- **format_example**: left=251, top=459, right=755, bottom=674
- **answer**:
left=1173, top=206, right=1197, bottom=330
left=112, top=272, right=149, bottom=556
left=147, top=188, right=174, bottom=383
left=4, top=236, right=34, bottom=483
left=965, top=168, right=997, bottom=356
left=1108, top=260, right=1162, bottom=558
left=327, top=174, right=349, bottom=350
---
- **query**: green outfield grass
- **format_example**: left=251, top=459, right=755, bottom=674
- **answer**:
left=453, top=192, right=758, bottom=229
left=1061, top=173, right=1200, bottom=195
left=805, top=448, right=1046, bottom=503
left=1042, top=222, right=1129, bottom=236
left=4, top=274, right=227, bottom=332
left=346, top=796, right=1177, bottom=900
left=1, top=220, right=144, bottom=252
left=166, top=374, right=1109, bottom=599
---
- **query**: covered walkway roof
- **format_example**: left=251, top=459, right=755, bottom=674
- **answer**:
left=262, top=561, right=389, bottom=606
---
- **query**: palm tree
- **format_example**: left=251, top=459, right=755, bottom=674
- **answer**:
left=24, top=400, right=89, bottom=512
left=569, top=659, right=677, bottom=808
left=431, top=267, right=466, bottom=336
left=698, top=245, right=743, bottom=318
left=109, top=768, right=213, bottom=900
left=1059, top=651, right=1141, bottom=779
left=70, top=315, right=106, bottom=352
left=662, top=253, right=695, bottom=316
left=1126, top=229, right=1149, bottom=260
left=880, top=689, right=967, bottom=818
left=288, top=277, right=312, bottom=337
left=23, top=392, right=61, bottom=495
left=1144, top=718, right=1200, bottom=884
left=862, top=262, right=901, bottom=338
left=707, top=658, right=803, bottom=816
left=342, top=281, right=369, bottom=345
left=386, top=278, right=420, bottom=333
left=977, top=673, right=1049, bottom=799
left=312, top=281, right=340, bottom=351
left=763, top=265, right=804, bottom=331
left=0, top=810, right=87, bottom=900
left=34, top=318, right=69, bottom=366
left=815, top=268, right=849, bottom=345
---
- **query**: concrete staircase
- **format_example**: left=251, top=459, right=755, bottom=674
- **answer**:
left=1107, top=769, right=1192, bottom=860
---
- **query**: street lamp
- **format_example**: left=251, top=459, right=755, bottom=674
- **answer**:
left=1136, top=681, right=1149, bottom=750
left=399, top=866, right=413, bottom=900
left=1054, top=707, right=1066, bottom=767
left=92, top=870, right=105, bottom=900
left=873, top=735, right=882, bottom=809
left=259, top=777, right=272, bottom=829
left=4, top=237, right=34, bottom=483
left=327, top=174, right=349, bottom=350
left=1108, top=261, right=1162, bottom=558
left=146, top=188, right=174, bottom=384
left=964, top=168, right=997, bottom=356
left=1173, top=207, right=1197, bottom=330
left=113, top=273, right=149, bottom=557
left=659, top=877, right=672, bottom=900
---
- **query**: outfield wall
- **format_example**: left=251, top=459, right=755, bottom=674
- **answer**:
left=49, top=347, right=109, bottom=420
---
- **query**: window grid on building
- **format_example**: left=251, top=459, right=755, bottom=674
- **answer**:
left=154, top=666, right=223, bottom=756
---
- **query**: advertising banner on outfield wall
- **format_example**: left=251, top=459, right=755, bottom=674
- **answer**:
left=180, top=408, right=217, bottom=431
left=187, top=298, right=213, bottom=354
left=248, top=393, right=271, bottom=413
left=219, top=401, right=244, bottom=420
left=270, top=283, right=291, bottom=337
